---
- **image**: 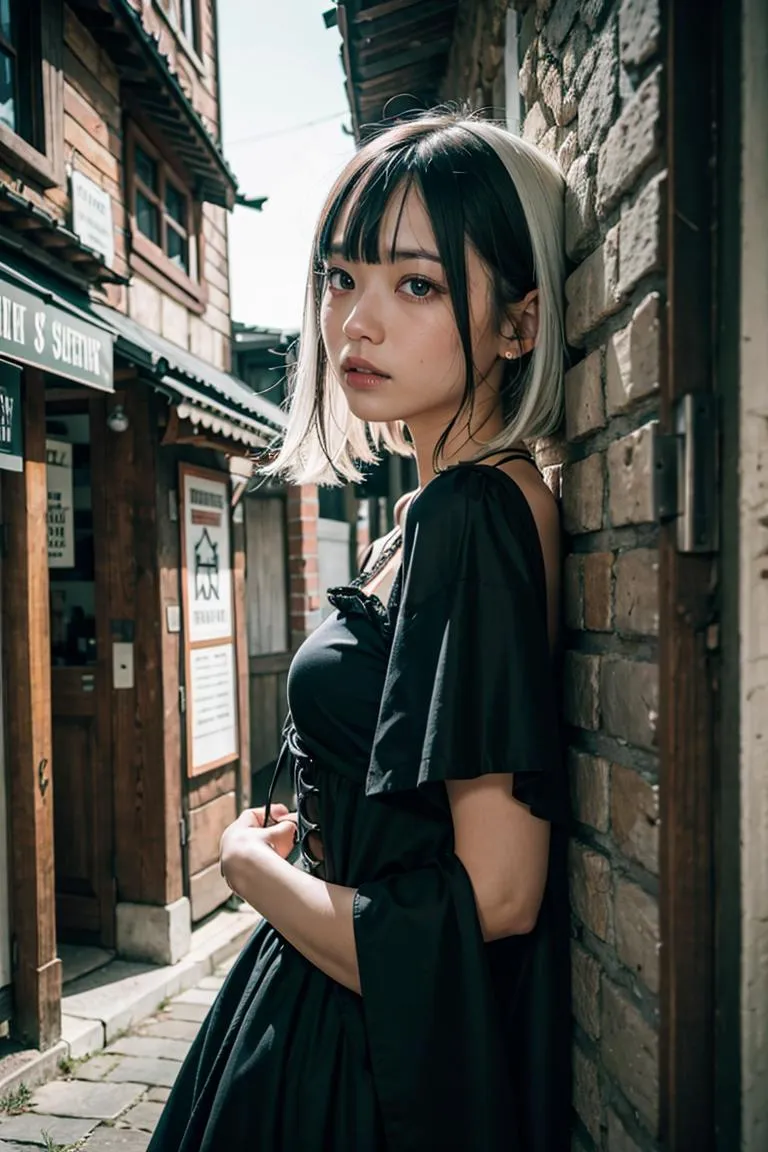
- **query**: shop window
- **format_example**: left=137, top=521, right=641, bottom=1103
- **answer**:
left=127, top=123, right=205, bottom=311
left=46, top=410, right=97, bottom=668
left=0, top=0, right=64, bottom=187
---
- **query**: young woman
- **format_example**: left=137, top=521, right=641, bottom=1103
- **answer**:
left=149, top=111, right=570, bottom=1152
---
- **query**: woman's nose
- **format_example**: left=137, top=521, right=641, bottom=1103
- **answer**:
left=341, top=292, right=384, bottom=344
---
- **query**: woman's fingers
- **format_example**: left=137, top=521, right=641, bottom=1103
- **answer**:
left=266, top=803, right=291, bottom=823
left=243, top=804, right=292, bottom=828
left=264, top=816, right=299, bottom=860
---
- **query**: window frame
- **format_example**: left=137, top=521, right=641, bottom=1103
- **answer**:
left=153, top=0, right=205, bottom=73
left=126, top=120, right=206, bottom=313
left=0, top=0, right=64, bottom=188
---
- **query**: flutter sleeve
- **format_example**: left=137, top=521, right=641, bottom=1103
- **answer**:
left=366, top=465, right=566, bottom=819
left=353, top=468, right=569, bottom=1152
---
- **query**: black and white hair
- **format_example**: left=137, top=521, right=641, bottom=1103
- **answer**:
left=264, top=111, right=566, bottom=485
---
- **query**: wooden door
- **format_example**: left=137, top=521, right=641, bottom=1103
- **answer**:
left=47, top=393, right=114, bottom=946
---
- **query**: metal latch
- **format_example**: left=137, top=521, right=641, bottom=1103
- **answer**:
left=652, top=393, right=719, bottom=553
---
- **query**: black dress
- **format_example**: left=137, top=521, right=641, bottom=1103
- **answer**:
left=148, top=464, right=571, bottom=1152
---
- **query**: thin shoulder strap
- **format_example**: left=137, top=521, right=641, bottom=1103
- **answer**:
left=487, top=450, right=540, bottom=473
left=358, top=541, right=375, bottom=574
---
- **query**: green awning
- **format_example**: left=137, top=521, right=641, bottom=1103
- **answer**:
left=91, top=304, right=286, bottom=448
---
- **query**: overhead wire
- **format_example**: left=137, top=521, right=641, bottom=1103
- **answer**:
left=225, top=110, right=348, bottom=148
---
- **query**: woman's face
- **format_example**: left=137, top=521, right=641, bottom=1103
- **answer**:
left=319, top=185, right=507, bottom=435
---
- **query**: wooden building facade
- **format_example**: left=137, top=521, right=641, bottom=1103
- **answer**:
left=0, top=0, right=287, bottom=1050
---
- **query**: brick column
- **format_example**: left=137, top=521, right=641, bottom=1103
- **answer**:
left=286, top=484, right=321, bottom=648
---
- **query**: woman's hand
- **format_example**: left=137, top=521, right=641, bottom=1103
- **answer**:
left=219, top=805, right=298, bottom=896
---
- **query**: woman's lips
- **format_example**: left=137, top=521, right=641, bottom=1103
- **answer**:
left=344, top=368, right=390, bottom=391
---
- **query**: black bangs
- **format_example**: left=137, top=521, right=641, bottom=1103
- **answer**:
left=316, top=145, right=420, bottom=266
left=314, top=117, right=538, bottom=465
left=316, top=121, right=535, bottom=305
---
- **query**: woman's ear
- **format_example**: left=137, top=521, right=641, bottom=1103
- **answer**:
left=499, top=289, right=539, bottom=360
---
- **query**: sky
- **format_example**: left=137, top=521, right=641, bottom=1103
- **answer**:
left=217, top=0, right=356, bottom=333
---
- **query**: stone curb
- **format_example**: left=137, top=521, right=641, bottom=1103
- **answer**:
left=0, top=907, right=258, bottom=1104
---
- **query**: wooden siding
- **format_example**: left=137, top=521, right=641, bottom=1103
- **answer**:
left=0, top=4, right=231, bottom=360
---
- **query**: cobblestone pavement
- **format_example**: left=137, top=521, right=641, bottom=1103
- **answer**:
left=0, top=957, right=234, bottom=1150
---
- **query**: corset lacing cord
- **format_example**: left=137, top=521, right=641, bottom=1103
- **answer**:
left=264, top=717, right=326, bottom=878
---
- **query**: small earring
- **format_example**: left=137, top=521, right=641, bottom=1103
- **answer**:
left=504, top=350, right=514, bottom=360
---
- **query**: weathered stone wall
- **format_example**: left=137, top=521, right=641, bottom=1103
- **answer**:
left=442, top=2, right=663, bottom=1148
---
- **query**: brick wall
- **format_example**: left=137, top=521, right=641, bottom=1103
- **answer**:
left=286, top=484, right=322, bottom=647
left=442, top=2, right=664, bottom=1148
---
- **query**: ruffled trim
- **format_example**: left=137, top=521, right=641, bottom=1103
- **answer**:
left=327, top=585, right=393, bottom=638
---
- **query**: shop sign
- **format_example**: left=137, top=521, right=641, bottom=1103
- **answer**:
left=71, top=171, right=115, bottom=269
left=0, top=274, right=113, bottom=391
left=179, top=465, right=239, bottom=775
left=46, top=439, right=75, bottom=568
left=0, top=360, right=22, bottom=473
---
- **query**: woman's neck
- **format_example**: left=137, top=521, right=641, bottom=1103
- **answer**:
left=409, top=406, right=512, bottom=488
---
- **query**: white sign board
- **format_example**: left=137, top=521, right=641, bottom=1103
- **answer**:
left=189, top=643, right=238, bottom=771
left=180, top=465, right=239, bottom=776
left=182, top=471, right=233, bottom=643
left=71, top=170, right=115, bottom=269
left=46, top=439, right=75, bottom=568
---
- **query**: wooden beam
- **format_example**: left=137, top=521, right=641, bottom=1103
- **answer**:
left=355, top=38, right=452, bottom=83
left=659, top=0, right=718, bottom=1146
left=107, top=388, right=177, bottom=907
left=154, top=433, right=185, bottom=907
left=232, top=510, right=251, bottom=811
left=1, top=367, right=61, bottom=1048
left=354, top=0, right=452, bottom=24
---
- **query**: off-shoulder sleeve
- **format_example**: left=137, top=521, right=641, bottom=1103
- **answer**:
left=366, top=466, right=567, bottom=824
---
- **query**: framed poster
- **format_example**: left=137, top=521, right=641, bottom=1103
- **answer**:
left=179, top=465, right=239, bottom=775
left=46, top=439, right=75, bottom=568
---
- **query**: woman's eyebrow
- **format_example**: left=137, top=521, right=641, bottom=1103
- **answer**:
left=326, top=243, right=443, bottom=264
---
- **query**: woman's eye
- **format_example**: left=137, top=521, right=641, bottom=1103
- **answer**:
left=327, top=267, right=354, bottom=291
left=400, top=277, right=434, bottom=300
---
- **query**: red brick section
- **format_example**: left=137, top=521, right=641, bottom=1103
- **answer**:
left=286, top=484, right=321, bottom=648
left=440, top=1, right=664, bottom=1148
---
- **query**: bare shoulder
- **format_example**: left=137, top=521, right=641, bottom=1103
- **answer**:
left=501, top=462, right=559, bottom=549
left=499, top=460, right=561, bottom=642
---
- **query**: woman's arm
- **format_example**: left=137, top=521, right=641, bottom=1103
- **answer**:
left=220, top=773, right=549, bottom=998
left=447, top=774, right=550, bottom=941
left=221, top=812, right=362, bottom=994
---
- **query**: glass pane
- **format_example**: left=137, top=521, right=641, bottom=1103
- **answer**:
left=0, top=50, right=15, bottom=133
left=136, top=189, right=160, bottom=244
left=47, top=411, right=98, bottom=668
left=0, top=0, right=12, bottom=43
left=181, top=0, right=196, bottom=42
left=167, top=226, right=189, bottom=273
left=165, top=182, right=187, bottom=228
left=135, top=144, right=158, bottom=193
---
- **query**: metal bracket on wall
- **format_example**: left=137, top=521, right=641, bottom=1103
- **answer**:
left=652, top=393, right=720, bottom=553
